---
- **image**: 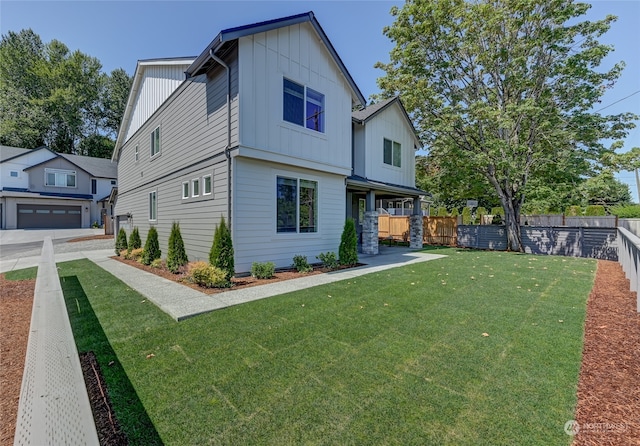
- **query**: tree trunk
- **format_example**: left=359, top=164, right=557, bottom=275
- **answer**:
left=503, top=206, right=523, bottom=252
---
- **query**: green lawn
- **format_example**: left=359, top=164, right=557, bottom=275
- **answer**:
left=56, top=248, right=596, bottom=445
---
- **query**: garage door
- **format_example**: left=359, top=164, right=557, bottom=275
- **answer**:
left=17, top=204, right=82, bottom=229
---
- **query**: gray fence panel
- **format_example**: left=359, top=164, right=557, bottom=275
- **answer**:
left=619, top=219, right=640, bottom=237
left=457, top=225, right=479, bottom=248
left=564, top=216, right=617, bottom=228
left=582, top=227, right=618, bottom=261
left=478, top=225, right=508, bottom=250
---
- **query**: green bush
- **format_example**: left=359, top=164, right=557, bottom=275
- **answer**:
left=209, top=216, right=234, bottom=280
left=124, top=247, right=143, bottom=261
left=610, top=204, right=640, bottom=218
left=115, top=228, right=128, bottom=255
left=128, top=227, right=141, bottom=252
left=339, top=218, right=358, bottom=266
left=450, top=208, right=459, bottom=217
left=150, top=258, right=163, bottom=269
left=316, top=252, right=339, bottom=270
left=251, top=262, right=275, bottom=279
left=187, top=261, right=230, bottom=288
left=585, top=205, right=606, bottom=216
left=564, top=205, right=582, bottom=216
left=292, top=255, right=313, bottom=273
left=167, top=222, right=188, bottom=273
left=475, top=207, right=487, bottom=224
left=141, top=226, right=161, bottom=265
left=436, top=206, right=448, bottom=217
left=490, top=206, right=504, bottom=216
left=462, top=207, right=472, bottom=225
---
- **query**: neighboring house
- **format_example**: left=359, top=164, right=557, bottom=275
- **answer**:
left=112, top=11, right=424, bottom=273
left=0, top=145, right=118, bottom=229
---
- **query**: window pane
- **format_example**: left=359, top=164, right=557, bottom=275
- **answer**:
left=204, top=176, right=212, bottom=194
left=383, top=139, right=392, bottom=165
left=299, top=179, right=317, bottom=233
left=46, top=172, right=56, bottom=186
left=306, top=88, right=324, bottom=132
left=151, top=127, right=160, bottom=156
left=283, top=79, right=304, bottom=126
left=393, top=141, right=401, bottom=167
left=277, top=177, right=297, bottom=232
left=66, top=174, right=76, bottom=187
left=193, top=179, right=200, bottom=196
left=183, top=182, right=189, bottom=198
left=91, top=179, right=97, bottom=194
left=149, top=192, right=157, bottom=220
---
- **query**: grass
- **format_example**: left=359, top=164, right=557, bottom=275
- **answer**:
left=4, top=266, right=37, bottom=280
left=56, top=248, right=596, bottom=445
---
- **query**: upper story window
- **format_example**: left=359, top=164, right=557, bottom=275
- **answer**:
left=91, top=178, right=97, bottom=195
left=45, top=168, right=76, bottom=188
left=283, top=79, right=325, bottom=133
left=135, top=145, right=139, bottom=162
left=10, top=170, right=19, bottom=177
left=203, top=175, right=212, bottom=195
left=182, top=181, right=189, bottom=199
left=192, top=178, right=200, bottom=197
left=383, top=138, right=401, bottom=168
left=151, top=126, right=160, bottom=157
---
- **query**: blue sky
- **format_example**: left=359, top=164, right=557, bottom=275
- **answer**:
left=2, top=0, right=639, bottom=201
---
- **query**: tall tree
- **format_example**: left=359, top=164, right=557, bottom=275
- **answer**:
left=376, top=0, right=637, bottom=251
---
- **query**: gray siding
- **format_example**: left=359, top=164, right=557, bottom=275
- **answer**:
left=28, top=158, right=93, bottom=195
left=457, top=225, right=619, bottom=261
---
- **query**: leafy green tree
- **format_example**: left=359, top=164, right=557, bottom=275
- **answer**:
left=209, top=216, right=234, bottom=280
left=578, top=170, right=631, bottom=207
left=167, top=222, right=188, bottom=273
left=585, top=205, right=606, bottom=216
left=115, top=228, right=128, bottom=255
left=339, top=218, right=358, bottom=266
left=436, top=206, right=448, bottom=217
left=461, top=206, right=472, bottom=224
left=376, top=0, right=637, bottom=251
left=142, top=226, right=161, bottom=265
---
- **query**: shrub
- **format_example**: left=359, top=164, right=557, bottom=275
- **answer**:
left=128, top=227, right=142, bottom=252
left=187, top=261, right=230, bottom=288
left=150, top=258, right=163, bottom=269
left=585, top=205, right=606, bottom=216
left=317, top=251, right=339, bottom=270
left=125, top=247, right=143, bottom=261
left=167, top=222, right=188, bottom=273
left=437, top=206, right=448, bottom=217
left=461, top=207, right=472, bottom=224
left=251, top=262, right=275, bottom=279
left=610, top=204, right=640, bottom=218
left=450, top=208, right=459, bottom=218
left=339, top=218, right=358, bottom=266
left=475, top=207, right=487, bottom=224
left=490, top=206, right=504, bottom=216
left=565, top=205, right=582, bottom=216
left=292, top=255, right=313, bottom=273
left=141, top=226, right=161, bottom=265
left=115, top=228, right=128, bottom=255
left=209, top=216, right=234, bottom=280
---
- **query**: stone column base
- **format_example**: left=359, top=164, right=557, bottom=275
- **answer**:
left=362, top=211, right=379, bottom=255
left=409, top=214, right=424, bottom=249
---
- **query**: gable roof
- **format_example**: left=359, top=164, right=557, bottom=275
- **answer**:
left=0, top=145, right=53, bottom=163
left=187, top=11, right=366, bottom=106
left=352, top=97, right=422, bottom=148
left=25, top=153, right=117, bottom=179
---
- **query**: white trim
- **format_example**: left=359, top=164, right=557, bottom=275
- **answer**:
left=192, top=177, right=200, bottom=197
left=182, top=181, right=189, bottom=199
left=150, top=126, right=161, bottom=158
left=149, top=190, right=157, bottom=221
left=203, top=174, right=212, bottom=195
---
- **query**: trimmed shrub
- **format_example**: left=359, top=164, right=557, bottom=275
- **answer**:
left=187, top=261, right=230, bottom=288
left=450, top=208, right=459, bottom=218
left=610, top=204, right=640, bottom=218
left=565, top=205, right=582, bottom=216
left=150, top=258, right=163, bottom=269
left=167, top=222, right=188, bottom=273
left=317, top=251, right=339, bottom=270
left=475, top=207, right=487, bottom=224
left=585, top=205, right=606, bottom=216
left=292, top=255, right=313, bottom=273
left=251, top=262, right=275, bottom=279
left=209, top=216, right=234, bottom=280
left=339, top=218, right=358, bottom=266
left=462, top=207, right=472, bottom=225
left=125, top=247, right=143, bottom=261
left=490, top=206, right=504, bottom=216
left=141, top=226, right=161, bottom=265
left=115, top=228, right=128, bottom=255
left=436, top=206, right=448, bottom=217
left=128, top=227, right=141, bottom=252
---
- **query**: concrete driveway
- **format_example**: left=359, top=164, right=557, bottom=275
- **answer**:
left=0, top=228, right=105, bottom=246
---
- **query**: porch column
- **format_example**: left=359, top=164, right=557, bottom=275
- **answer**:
left=362, top=190, right=378, bottom=255
left=409, top=197, right=423, bottom=249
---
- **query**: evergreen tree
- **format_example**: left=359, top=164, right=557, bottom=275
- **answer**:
left=115, top=228, right=128, bottom=255
left=141, top=226, right=161, bottom=265
left=339, top=218, right=358, bottom=266
left=167, top=222, right=188, bottom=273
left=128, top=226, right=141, bottom=251
left=209, top=216, right=234, bottom=279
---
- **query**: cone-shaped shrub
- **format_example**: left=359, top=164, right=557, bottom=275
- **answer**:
left=209, top=216, right=234, bottom=279
left=115, top=228, right=128, bottom=255
left=141, top=226, right=161, bottom=265
left=167, top=222, right=188, bottom=273
left=128, top=226, right=141, bottom=252
left=437, top=206, right=448, bottom=217
left=462, top=207, right=472, bottom=224
left=339, top=218, right=358, bottom=266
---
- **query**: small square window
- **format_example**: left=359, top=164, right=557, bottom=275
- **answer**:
left=182, top=182, right=189, bottom=199
left=10, top=171, right=18, bottom=177
left=203, top=175, right=212, bottom=195
left=192, top=178, right=200, bottom=197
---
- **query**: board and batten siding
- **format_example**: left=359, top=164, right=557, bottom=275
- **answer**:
left=233, top=157, right=346, bottom=273
left=124, top=63, right=193, bottom=142
left=364, top=102, right=416, bottom=188
left=237, top=22, right=353, bottom=173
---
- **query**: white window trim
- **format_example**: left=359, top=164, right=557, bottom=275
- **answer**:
left=192, top=178, right=200, bottom=197
left=44, top=168, right=77, bottom=188
left=182, top=181, right=189, bottom=199
left=203, top=174, right=212, bottom=196
left=10, top=170, right=19, bottom=178
left=383, top=138, right=402, bottom=168
left=275, top=174, right=319, bottom=235
left=150, top=126, right=161, bottom=158
left=135, top=145, right=139, bottom=162
left=282, top=77, right=325, bottom=134
left=149, top=190, right=157, bottom=221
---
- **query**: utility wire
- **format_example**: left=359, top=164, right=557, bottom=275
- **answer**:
left=595, top=89, right=640, bottom=113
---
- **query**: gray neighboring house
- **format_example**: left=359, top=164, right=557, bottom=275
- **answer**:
left=112, top=11, right=424, bottom=273
left=0, top=145, right=118, bottom=229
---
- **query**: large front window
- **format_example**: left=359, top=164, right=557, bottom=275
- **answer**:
left=383, top=138, right=401, bottom=167
left=283, top=79, right=325, bottom=133
left=45, top=168, right=76, bottom=187
left=277, top=176, right=317, bottom=233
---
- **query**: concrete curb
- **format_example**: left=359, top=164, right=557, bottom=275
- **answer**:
left=13, top=237, right=99, bottom=446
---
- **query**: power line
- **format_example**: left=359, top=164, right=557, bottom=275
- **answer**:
left=595, top=90, right=640, bottom=113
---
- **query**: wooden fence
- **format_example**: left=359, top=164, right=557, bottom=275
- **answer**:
left=378, top=215, right=457, bottom=246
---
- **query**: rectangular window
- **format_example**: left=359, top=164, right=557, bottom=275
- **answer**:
left=283, top=79, right=324, bottom=133
left=45, top=168, right=76, bottom=188
left=192, top=178, right=200, bottom=197
left=383, top=138, right=401, bottom=167
left=203, top=175, right=212, bottom=195
left=151, top=127, right=160, bottom=157
left=91, top=178, right=97, bottom=195
left=111, top=180, right=116, bottom=185
left=135, top=145, right=139, bottom=162
left=182, top=182, right=189, bottom=199
left=276, top=176, right=318, bottom=233
left=149, top=190, right=157, bottom=221
left=10, top=171, right=18, bottom=177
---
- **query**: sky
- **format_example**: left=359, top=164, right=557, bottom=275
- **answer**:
left=2, top=0, right=639, bottom=201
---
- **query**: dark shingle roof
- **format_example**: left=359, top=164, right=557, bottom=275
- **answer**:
left=1, top=145, right=36, bottom=162
left=351, top=97, right=398, bottom=123
left=58, top=153, right=117, bottom=178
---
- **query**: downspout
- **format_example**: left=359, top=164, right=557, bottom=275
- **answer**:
left=210, top=49, right=232, bottom=233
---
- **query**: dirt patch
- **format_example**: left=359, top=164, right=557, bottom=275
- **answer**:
left=0, top=276, right=35, bottom=446
left=68, top=235, right=114, bottom=243
left=573, top=260, right=640, bottom=445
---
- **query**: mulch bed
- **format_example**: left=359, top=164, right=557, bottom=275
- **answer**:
left=68, top=235, right=114, bottom=242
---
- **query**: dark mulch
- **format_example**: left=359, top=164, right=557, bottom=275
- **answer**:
left=573, top=260, right=640, bottom=445
left=79, top=352, right=128, bottom=446
left=68, top=235, right=114, bottom=243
